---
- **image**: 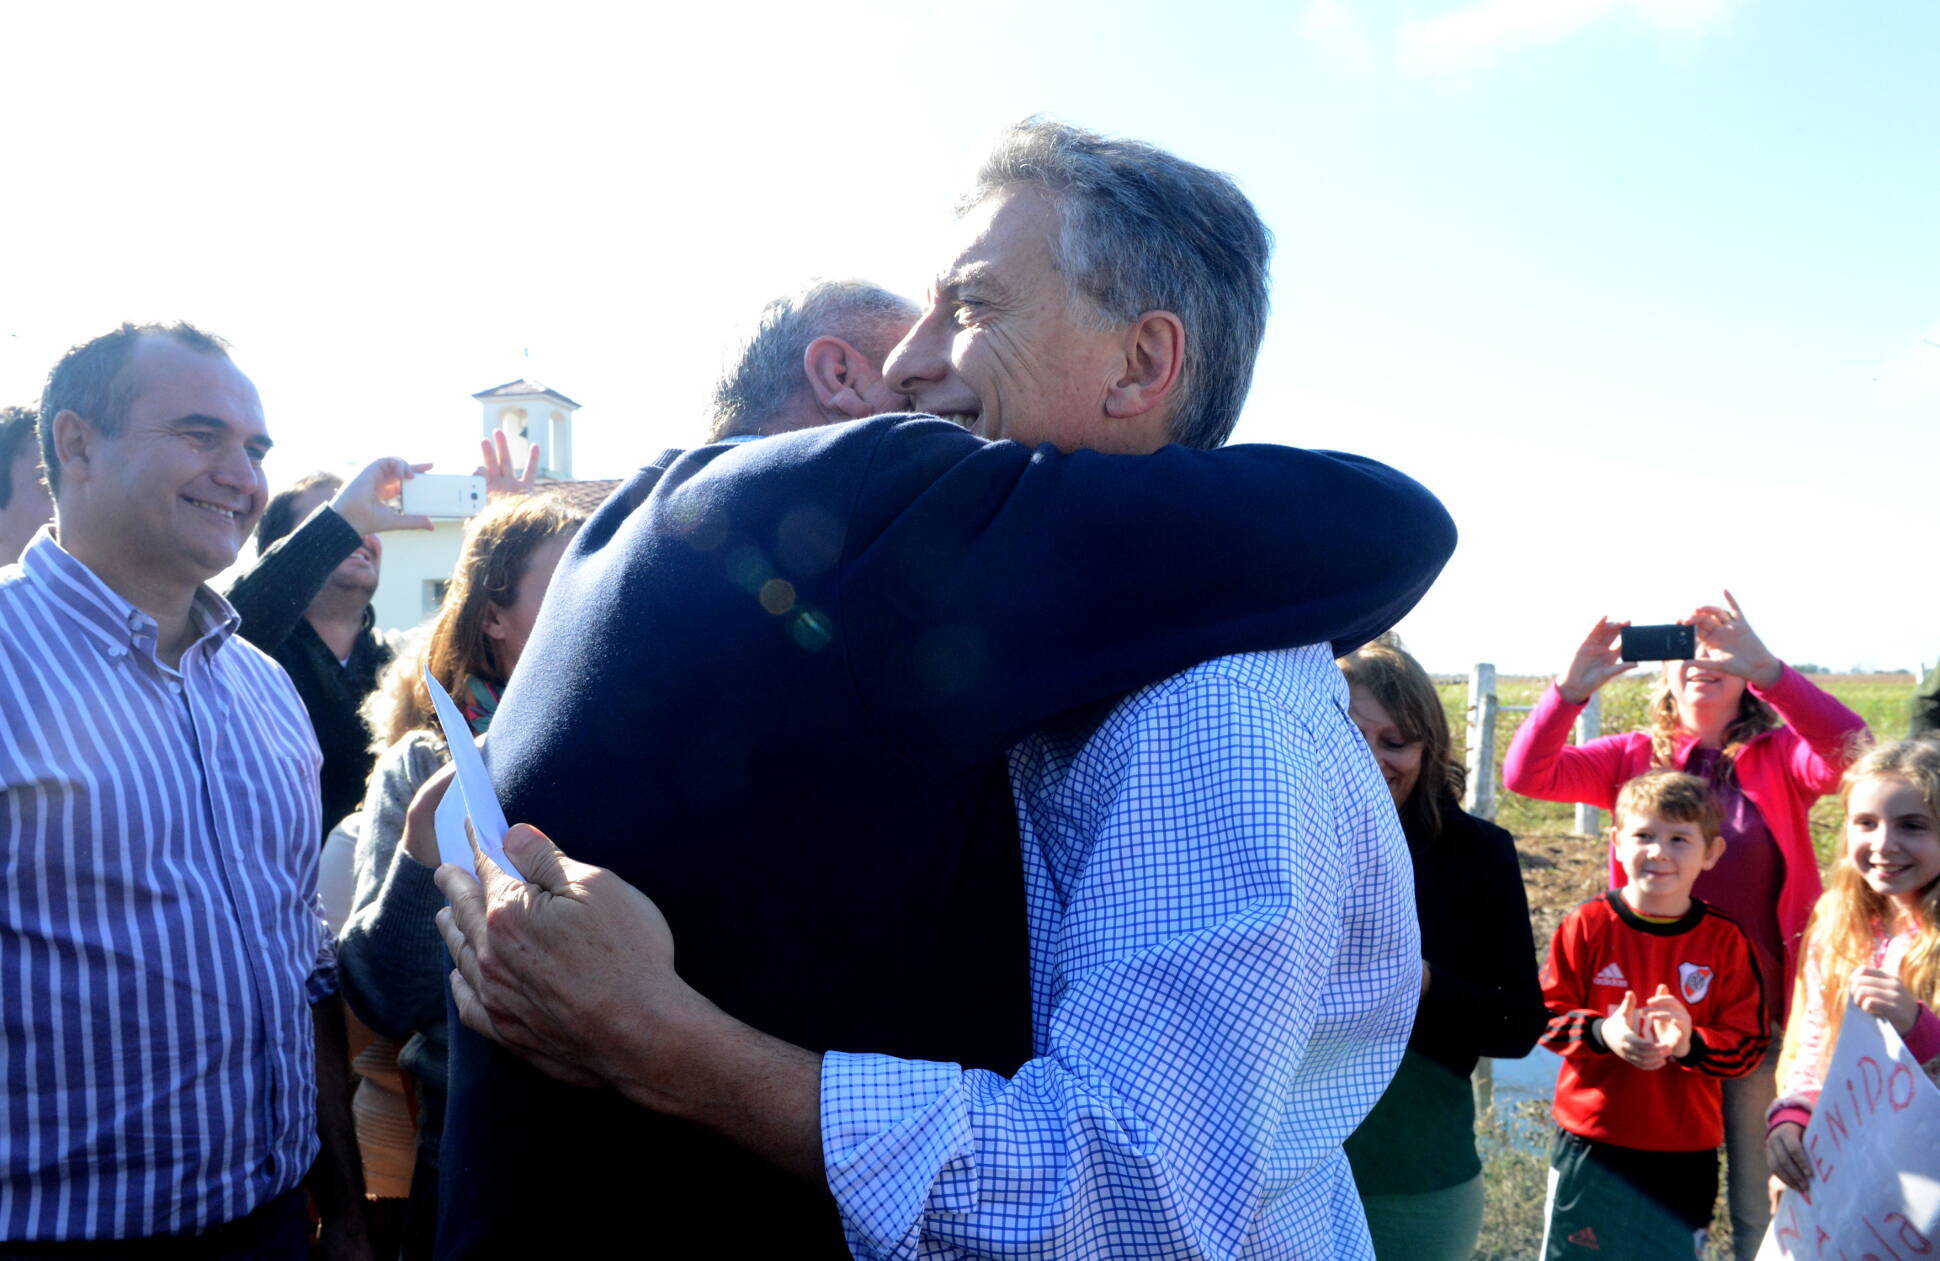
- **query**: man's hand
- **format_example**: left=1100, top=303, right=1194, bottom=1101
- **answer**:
left=1852, top=966, right=1921, bottom=1035
left=476, top=430, right=539, bottom=499
left=433, top=824, right=709, bottom=1096
left=402, top=762, right=456, bottom=869
left=1558, top=616, right=1635, bottom=704
left=328, top=457, right=435, bottom=536
left=1767, top=1121, right=1811, bottom=1192
left=1601, top=990, right=1667, bottom=1070
left=1643, top=983, right=1693, bottom=1059
left=431, top=826, right=828, bottom=1180
left=1687, top=590, right=1782, bottom=689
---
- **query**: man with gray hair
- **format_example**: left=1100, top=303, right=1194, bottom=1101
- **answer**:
left=706, top=280, right=920, bottom=442
left=435, top=119, right=1443, bottom=1260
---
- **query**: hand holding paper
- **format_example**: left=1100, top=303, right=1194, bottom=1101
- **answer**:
left=422, top=666, right=522, bottom=880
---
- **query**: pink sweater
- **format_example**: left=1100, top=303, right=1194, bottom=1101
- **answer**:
left=1502, top=663, right=1868, bottom=1013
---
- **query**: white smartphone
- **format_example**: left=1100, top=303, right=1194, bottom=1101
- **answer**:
left=400, top=474, right=487, bottom=518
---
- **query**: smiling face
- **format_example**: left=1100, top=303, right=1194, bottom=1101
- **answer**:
left=881, top=187, right=1148, bottom=453
left=1845, top=774, right=1940, bottom=908
left=1672, top=651, right=1747, bottom=724
left=1347, top=685, right=1424, bottom=809
left=63, top=336, right=270, bottom=592
left=1613, top=810, right=1724, bottom=916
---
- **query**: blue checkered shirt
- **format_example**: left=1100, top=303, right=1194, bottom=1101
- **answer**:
left=822, top=645, right=1419, bottom=1259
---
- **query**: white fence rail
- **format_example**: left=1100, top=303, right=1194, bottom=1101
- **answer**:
left=1460, top=663, right=1603, bottom=836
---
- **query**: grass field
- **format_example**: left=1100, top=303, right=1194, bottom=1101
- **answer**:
left=1435, top=672, right=1919, bottom=861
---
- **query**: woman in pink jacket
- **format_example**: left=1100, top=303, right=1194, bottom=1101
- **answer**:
left=1503, top=593, right=1868, bottom=1261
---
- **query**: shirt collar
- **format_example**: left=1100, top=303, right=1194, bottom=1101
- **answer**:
left=20, top=529, right=242, bottom=661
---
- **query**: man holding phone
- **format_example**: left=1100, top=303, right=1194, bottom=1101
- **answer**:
left=229, top=458, right=435, bottom=840
left=228, top=438, right=529, bottom=841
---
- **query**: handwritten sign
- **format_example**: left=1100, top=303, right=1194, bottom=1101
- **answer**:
left=1757, top=1004, right=1940, bottom=1260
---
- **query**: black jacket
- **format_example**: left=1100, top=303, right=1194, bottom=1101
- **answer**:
left=226, top=506, right=391, bottom=841
left=1346, top=793, right=1549, bottom=1194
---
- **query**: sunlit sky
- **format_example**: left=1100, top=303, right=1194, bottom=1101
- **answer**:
left=5, top=0, right=1935, bottom=675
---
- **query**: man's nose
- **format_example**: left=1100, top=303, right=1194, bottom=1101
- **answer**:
left=883, top=312, right=948, bottom=397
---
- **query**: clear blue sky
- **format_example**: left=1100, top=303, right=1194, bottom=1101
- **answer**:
left=4, top=0, right=1934, bottom=674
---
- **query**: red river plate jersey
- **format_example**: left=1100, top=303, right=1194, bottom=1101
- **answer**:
left=1540, top=892, right=1770, bottom=1151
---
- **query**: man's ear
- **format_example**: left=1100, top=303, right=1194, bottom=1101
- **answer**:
left=51, top=410, right=95, bottom=489
left=803, top=336, right=879, bottom=421
left=1103, top=311, right=1185, bottom=421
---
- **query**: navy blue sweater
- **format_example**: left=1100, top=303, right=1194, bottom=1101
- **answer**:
left=437, top=416, right=1457, bottom=1257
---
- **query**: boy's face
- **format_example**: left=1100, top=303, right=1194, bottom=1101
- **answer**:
left=1613, top=811, right=1723, bottom=902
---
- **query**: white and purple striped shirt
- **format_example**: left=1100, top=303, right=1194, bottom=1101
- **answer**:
left=0, top=531, right=334, bottom=1242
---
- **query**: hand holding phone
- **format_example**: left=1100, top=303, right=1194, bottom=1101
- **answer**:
left=1558, top=617, right=1637, bottom=703
left=400, top=474, right=487, bottom=519
left=1619, top=623, right=1696, bottom=662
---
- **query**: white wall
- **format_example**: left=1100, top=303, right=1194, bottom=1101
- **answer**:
left=368, top=519, right=467, bottom=635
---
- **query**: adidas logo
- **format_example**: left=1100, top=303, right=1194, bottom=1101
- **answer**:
left=1568, top=1225, right=1601, bottom=1250
left=1593, top=963, right=1628, bottom=987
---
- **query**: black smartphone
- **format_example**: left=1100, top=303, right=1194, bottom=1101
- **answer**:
left=1620, top=624, right=1696, bottom=662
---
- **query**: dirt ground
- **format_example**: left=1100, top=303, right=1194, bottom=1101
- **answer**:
left=1513, top=832, right=1610, bottom=955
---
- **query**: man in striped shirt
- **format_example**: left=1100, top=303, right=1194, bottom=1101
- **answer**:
left=0, top=324, right=370, bottom=1256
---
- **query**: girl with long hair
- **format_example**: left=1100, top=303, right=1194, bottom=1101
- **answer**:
left=1765, top=739, right=1940, bottom=1193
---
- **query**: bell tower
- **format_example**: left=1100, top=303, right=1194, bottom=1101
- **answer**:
left=470, top=380, right=582, bottom=480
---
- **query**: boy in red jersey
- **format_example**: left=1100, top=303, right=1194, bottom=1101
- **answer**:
left=1539, top=770, right=1770, bottom=1260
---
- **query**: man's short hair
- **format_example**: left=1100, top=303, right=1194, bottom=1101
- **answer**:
left=966, top=118, right=1273, bottom=450
left=707, top=280, right=918, bottom=442
left=37, top=322, right=232, bottom=497
left=1615, top=769, right=1723, bottom=842
left=257, top=472, right=346, bottom=554
left=0, top=405, right=40, bottom=510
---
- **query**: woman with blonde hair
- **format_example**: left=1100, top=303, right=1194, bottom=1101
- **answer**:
left=1502, top=593, right=1868, bottom=1259
left=1340, top=636, right=1548, bottom=1260
left=335, top=493, right=586, bottom=1259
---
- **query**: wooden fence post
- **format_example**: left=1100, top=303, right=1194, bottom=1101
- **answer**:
left=1463, top=663, right=1498, bottom=822
left=1573, top=692, right=1602, bottom=836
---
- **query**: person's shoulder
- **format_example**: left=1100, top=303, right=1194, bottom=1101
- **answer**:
left=1560, top=893, right=1621, bottom=932
left=1691, top=900, right=1758, bottom=950
left=701, top=414, right=984, bottom=476
left=1434, top=802, right=1519, bottom=856
left=1143, top=644, right=1345, bottom=712
left=374, top=727, right=446, bottom=776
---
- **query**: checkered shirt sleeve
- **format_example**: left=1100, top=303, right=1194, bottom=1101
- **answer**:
left=822, top=647, right=1419, bottom=1260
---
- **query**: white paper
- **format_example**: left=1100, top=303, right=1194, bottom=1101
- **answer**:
left=422, top=667, right=522, bottom=880
left=1757, top=1002, right=1940, bottom=1258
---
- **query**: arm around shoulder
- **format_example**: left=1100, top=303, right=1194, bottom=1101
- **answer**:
left=846, top=429, right=1457, bottom=760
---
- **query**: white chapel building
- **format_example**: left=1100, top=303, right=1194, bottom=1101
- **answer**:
left=366, top=380, right=620, bottom=635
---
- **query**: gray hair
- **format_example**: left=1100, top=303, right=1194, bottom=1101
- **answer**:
left=38, top=321, right=231, bottom=497
left=965, top=119, right=1273, bottom=450
left=0, top=405, right=40, bottom=510
left=707, top=280, right=918, bottom=442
